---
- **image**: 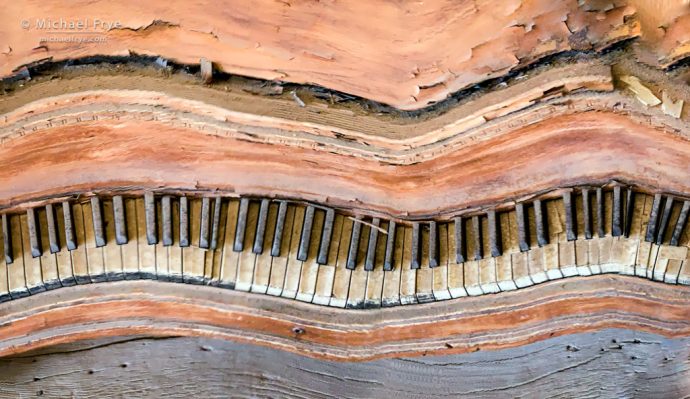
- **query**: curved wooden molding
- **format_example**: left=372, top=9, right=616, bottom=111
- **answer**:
left=0, top=276, right=688, bottom=360
left=0, top=91, right=689, bottom=217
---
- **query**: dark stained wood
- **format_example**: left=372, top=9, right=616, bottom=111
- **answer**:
left=670, top=201, right=690, bottom=247
left=317, top=208, right=335, bottom=265
left=179, top=196, right=189, bottom=248
left=233, top=198, right=249, bottom=252
left=26, top=208, right=41, bottom=258
left=271, top=201, right=288, bottom=257
left=410, top=222, right=421, bottom=269
left=90, top=197, right=106, bottom=248
left=428, top=221, right=439, bottom=267
left=347, top=217, right=363, bottom=270
left=365, top=218, right=380, bottom=271
left=487, top=211, right=501, bottom=257
left=454, top=217, right=465, bottom=263
left=597, top=188, right=605, bottom=238
left=253, top=199, right=270, bottom=255
left=297, top=206, right=315, bottom=262
left=534, top=200, right=548, bottom=247
left=612, top=186, right=623, bottom=237
left=582, top=189, right=592, bottom=240
left=646, top=194, right=663, bottom=242
left=624, top=188, right=634, bottom=238
left=144, top=193, right=157, bottom=245
left=161, top=196, right=173, bottom=247
left=563, top=191, right=576, bottom=241
left=45, top=204, right=60, bottom=254
left=472, top=216, right=482, bottom=260
left=210, top=197, right=222, bottom=250
left=199, top=197, right=211, bottom=249
left=515, top=203, right=530, bottom=252
left=656, top=196, right=674, bottom=245
left=2, top=214, right=12, bottom=264
left=62, top=201, right=76, bottom=251
left=383, top=221, right=396, bottom=271
left=113, top=196, right=128, bottom=245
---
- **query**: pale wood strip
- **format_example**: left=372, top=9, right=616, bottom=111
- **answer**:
left=7, top=215, right=28, bottom=297
left=432, top=223, right=451, bottom=299
left=54, top=204, right=75, bottom=286
left=266, top=205, right=294, bottom=296
left=208, top=199, right=227, bottom=285
left=0, top=215, right=9, bottom=301
left=447, top=218, right=467, bottom=297
left=36, top=207, right=60, bottom=289
left=346, top=222, right=369, bottom=308
left=313, top=214, right=344, bottom=305
left=297, top=208, right=324, bottom=302
left=665, top=259, right=683, bottom=284
left=329, top=216, right=353, bottom=308
left=544, top=199, right=564, bottom=279
left=135, top=198, right=157, bottom=279
left=282, top=205, right=305, bottom=299
left=416, top=224, right=434, bottom=302
left=382, top=222, right=404, bottom=305
left=509, top=211, right=531, bottom=288
left=399, top=226, right=418, bottom=304
left=219, top=199, right=241, bottom=288
left=528, top=246, right=547, bottom=284
left=101, top=199, right=124, bottom=280
left=155, top=197, right=170, bottom=280
left=81, top=201, right=106, bottom=282
left=654, top=245, right=687, bottom=282
left=168, top=198, right=183, bottom=282
left=69, top=203, right=90, bottom=284
left=677, top=250, right=690, bottom=285
left=252, top=202, right=278, bottom=294
left=588, top=238, right=601, bottom=275
left=121, top=198, right=140, bottom=278
left=636, top=195, right=653, bottom=278
left=496, top=212, right=517, bottom=291
left=364, top=219, right=387, bottom=307
left=236, top=201, right=259, bottom=292
left=464, top=218, right=482, bottom=295
left=20, top=213, right=45, bottom=293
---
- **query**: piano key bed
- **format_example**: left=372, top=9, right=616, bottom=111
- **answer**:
left=0, top=185, right=688, bottom=308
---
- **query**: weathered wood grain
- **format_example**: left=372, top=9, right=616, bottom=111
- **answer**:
left=1, top=329, right=689, bottom=398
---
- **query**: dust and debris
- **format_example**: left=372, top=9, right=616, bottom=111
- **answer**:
left=291, top=90, right=306, bottom=107
left=620, top=75, right=661, bottom=106
left=661, top=91, right=683, bottom=118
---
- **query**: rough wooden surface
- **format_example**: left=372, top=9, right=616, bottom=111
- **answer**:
left=1, top=329, right=688, bottom=398
left=0, top=0, right=647, bottom=110
left=0, top=276, right=689, bottom=361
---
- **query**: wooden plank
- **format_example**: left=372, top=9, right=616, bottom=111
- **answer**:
left=252, top=201, right=277, bottom=293
left=168, top=198, right=183, bottom=282
left=382, top=222, right=404, bottom=306
left=282, top=205, right=305, bottom=299
left=297, top=206, right=315, bottom=262
left=582, top=188, right=592, bottom=240
left=528, top=246, right=547, bottom=284
left=596, top=187, right=605, bottom=238
left=20, top=213, right=45, bottom=293
left=296, top=207, right=324, bottom=302
left=7, top=215, right=28, bottom=297
left=236, top=200, right=259, bottom=292
left=81, top=201, right=106, bottom=282
left=415, top=223, right=434, bottom=302
left=364, top=219, right=386, bottom=307
left=69, top=203, right=90, bottom=284
left=266, top=204, right=294, bottom=296
left=497, top=211, right=517, bottom=291
left=199, top=197, right=211, bottom=249
left=53, top=204, right=75, bottom=286
left=534, top=199, right=548, bottom=246
left=36, top=207, right=60, bottom=289
left=313, top=213, right=344, bottom=305
left=121, top=198, right=140, bottom=279
left=364, top=218, right=380, bottom=271
left=2, top=215, right=11, bottom=264
left=233, top=198, right=250, bottom=252
left=346, top=221, right=369, bottom=308
left=329, top=216, right=353, bottom=308
left=464, top=217, right=482, bottom=295
left=0, top=214, right=10, bottom=301
left=432, top=223, right=451, bottom=299
left=447, top=217, right=467, bottom=297
left=113, top=196, right=127, bottom=245
left=101, top=199, right=124, bottom=281
left=670, top=201, right=690, bottom=246
left=515, top=203, right=530, bottom=252
left=544, top=199, right=564, bottom=280
left=182, top=198, right=205, bottom=284
left=645, top=194, right=663, bottom=242
left=26, top=208, right=42, bottom=258
left=612, top=186, right=623, bottom=237
left=656, top=196, right=674, bottom=245
left=636, top=195, right=654, bottom=278
left=45, top=204, right=60, bottom=254
left=135, top=198, right=157, bottom=280
left=161, top=196, right=173, bottom=247
left=219, top=199, right=241, bottom=288
left=398, top=225, right=418, bottom=304
left=155, top=196, right=170, bottom=280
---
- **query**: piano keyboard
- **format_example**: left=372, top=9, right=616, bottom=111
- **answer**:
left=0, top=186, right=688, bottom=308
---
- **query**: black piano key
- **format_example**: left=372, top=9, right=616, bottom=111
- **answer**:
left=317, top=208, right=335, bottom=264
left=113, top=196, right=128, bottom=245
left=624, top=188, right=634, bottom=238
left=26, top=208, right=42, bottom=258
left=45, top=204, right=60, bottom=253
left=534, top=200, right=548, bottom=247
left=90, top=197, right=106, bottom=248
left=161, top=196, right=173, bottom=246
left=670, top=201, right=690, bottom=246
left=179, top=196, right=190, bottom=247
left=62, top=201, right=77, bottom=251
left=2, top=214, right=11, bottom=264
left=199, top=197, right=211, bottom=249
left=144, top=193, right=157, bottom=245
left=516, top=203, right=530, bottom=252
left=454, top=217, right=465, bottom=263
left=582, top=189, right=592, bottom=240
left=656, top=196, right=674, bottom=245
left=297, top=206, right=315, bottom=261
left=429, top=221, right=439, bottom=267
left=253, top=199, right=270, bottom=254
left=210, top=197, right=222, bottom=250
left=410, top=222, right=421, bottom=269
left=346, top=217, right=362, bottom=270
left=488, top=211, right=501, bottom=257
left=612, top=186, right=623, bottom=237
left=364, top=218, right=380, bottom=271
left=645, top=194, right=663, bottom=242
left=271, top=201, right=288, bottom=257
left=596, top=188, right=605, bottom=238
left=563, top=192, right=576, bottom=241
left=472, top=215, right=483, bottom=260
left=383, top=221, right=396, bottom=271
left=233, top=198, right=249, bottom=252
